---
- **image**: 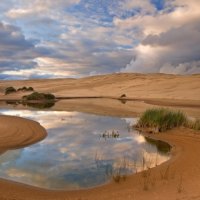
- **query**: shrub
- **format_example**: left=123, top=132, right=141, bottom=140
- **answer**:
left=22, top=92, right=55, bottom=101
left=5, top=87, right=16, bottom=95
left=120, top=94, right=126, bottom=98
left=136, top=108, right=187, bottom=132
left=27, top=87, right=34, bottom=91
left=17, top=86, right=34, bottom=92
left=44, top=93, right=55, bottom=100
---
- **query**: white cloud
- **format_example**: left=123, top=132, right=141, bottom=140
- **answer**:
left=1, top=0, right=200, bottom=78
left=120, top=0, right=200, bottom=74
left=160, top=61, right=200, bottom=74
left=6, top=0, right=80, bottom=19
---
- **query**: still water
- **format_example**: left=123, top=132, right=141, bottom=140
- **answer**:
left=0, top=109, right=170, bottom=190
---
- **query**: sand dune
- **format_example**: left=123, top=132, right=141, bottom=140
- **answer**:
left=0, top=73, right=200, bottom=101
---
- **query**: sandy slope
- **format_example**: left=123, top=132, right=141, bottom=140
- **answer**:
left=0, top=73, right=200, bottom=101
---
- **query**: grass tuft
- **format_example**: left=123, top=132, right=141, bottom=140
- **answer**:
left=136, top=108, right=187, bottom=132
left=186, top=119, right=200, bottom=131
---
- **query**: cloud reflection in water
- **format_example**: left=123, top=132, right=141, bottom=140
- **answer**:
left=0, top=109, right=170, bottom=189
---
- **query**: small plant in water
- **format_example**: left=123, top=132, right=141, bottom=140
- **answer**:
left=112, top=170, right=127, bottom=183
left=100, top=130, right=120, bottom=139
left=112, top=156, right=129, bottom=183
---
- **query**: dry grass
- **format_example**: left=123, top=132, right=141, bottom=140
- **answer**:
left=186, top=119, right=200, bottom=131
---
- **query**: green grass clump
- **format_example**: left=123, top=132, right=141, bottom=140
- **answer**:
left=22, top=92, right=55, bottom=101
left=137, top=108, right=187, bottom=132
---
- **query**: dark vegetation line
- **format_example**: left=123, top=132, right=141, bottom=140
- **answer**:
left=5, top=86, right=34, bottom=95
left=4, top=87, right=55, bottom=101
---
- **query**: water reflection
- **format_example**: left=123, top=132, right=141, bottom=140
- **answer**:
left=6, top=100, right=55, bottom=109
left=0, top=109, right=170, bottom=190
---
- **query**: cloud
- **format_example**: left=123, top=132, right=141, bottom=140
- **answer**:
left=122, top=0, right=156, bottom=14
left=115, top=0, right=200, bottom=35
left=0, top=22, right=33, bottom=51
left=0, top=0, right=200, bottom=79
left=1, top=0, right=137, bottom=79
left=6, top=0, right=80, bottom=19
left=160, top=61, right=200, bottom=74
left=0, top=22, right=38, bottom=75
left=120, top=0, right=200, bottom=74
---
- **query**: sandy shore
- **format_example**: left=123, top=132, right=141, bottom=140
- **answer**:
left=0, top=128, right=199, bottom=200
left=0, top=116, right=47, bottom=155
left=0, top=73, right=200, bottom=199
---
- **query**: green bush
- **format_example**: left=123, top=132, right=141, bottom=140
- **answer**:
left=22, top=92, right=55, bottom=101
left=27, top=87, right=34, bottom=91
left=136, top=108, right=187, bottom=132
left=43, top=93, right=55, bottom=100
left=17, top=86, right=34, bottom=92
left=5, top=87, right=16, bottom=95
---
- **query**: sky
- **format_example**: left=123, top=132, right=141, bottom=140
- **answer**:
left=0, top=0, right=200, bottom=80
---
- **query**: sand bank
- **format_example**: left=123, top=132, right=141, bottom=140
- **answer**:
left=0, top=115, right=47, bottom=154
